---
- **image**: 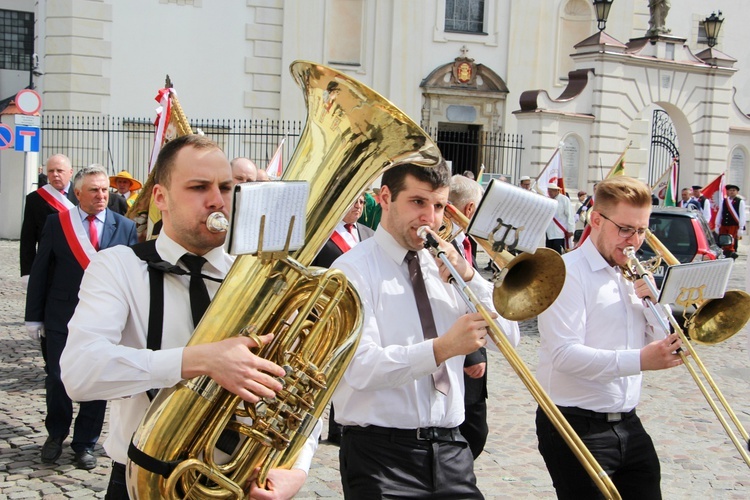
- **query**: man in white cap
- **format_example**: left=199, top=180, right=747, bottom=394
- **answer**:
left=545, top=183, right=574, bottom=254
left=519, top=176, right=532, bottom=191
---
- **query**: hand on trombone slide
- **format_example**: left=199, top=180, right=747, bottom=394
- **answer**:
left=632, top=273, right=658, bottom=303
left=640, top=332, right=684, bottom=371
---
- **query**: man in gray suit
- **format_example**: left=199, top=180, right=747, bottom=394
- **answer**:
left=25, top=165, right=138, bottom=470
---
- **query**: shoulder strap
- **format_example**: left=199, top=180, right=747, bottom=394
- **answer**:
left=131, top=240, right=173, bottom=352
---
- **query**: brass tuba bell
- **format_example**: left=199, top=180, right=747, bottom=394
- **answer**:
left=126, top=61, right=441, bottom=499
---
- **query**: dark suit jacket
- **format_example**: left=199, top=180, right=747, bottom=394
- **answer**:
left=25, top=209, right=138, bottom=333
left=452, top=237, right=488, bottom=405
left=312, top=224, right=375, bottom=268
left=108, top=192, right=129, bottom=215
left=20, top=188, right=78, bottom=276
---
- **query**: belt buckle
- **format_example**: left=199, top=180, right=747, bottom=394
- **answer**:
left=416, top=428, right=431, bottom=441
left=606, top=412, right=622, bottom=422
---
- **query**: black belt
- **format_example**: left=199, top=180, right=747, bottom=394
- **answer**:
left=557, top=406, right=636, bottom=423
left=343, top=425, right=461, bottom=442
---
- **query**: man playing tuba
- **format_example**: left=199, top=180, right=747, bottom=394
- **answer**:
left=61, top=135, right=320, bottom=499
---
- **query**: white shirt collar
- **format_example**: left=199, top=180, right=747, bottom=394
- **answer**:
left=155, top=231, right=232, bottom=275
left=77, top=206, right=106, bottom=223
left=374, top=224, right=428, bottom=266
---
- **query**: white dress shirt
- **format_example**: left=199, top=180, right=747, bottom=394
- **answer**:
left=537, top=238, right=664, bottom=413
left=333, top=221, right=360, bottom=247
left=546, top=193, right=575, bottom=239
left=78, top=206, right=104, bottom=241
left=331, top=226, right=519, bottom=429
left=61, top=232, right=319, bottom=470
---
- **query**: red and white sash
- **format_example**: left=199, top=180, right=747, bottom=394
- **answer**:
left=59, top=208, right=98, bottom=269
left=725, top=197, right=741, bottom=225
left=330, top=231, right=352, bottom=254
left=37, top=184, right=75, bottom=213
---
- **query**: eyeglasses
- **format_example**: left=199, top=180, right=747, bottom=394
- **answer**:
left=599, top=213, right=647, bottom=238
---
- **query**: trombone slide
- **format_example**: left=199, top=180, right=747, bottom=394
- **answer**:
left=418, top=227, right=621, bottom=500
left=623, top=246, right=750, bottom=468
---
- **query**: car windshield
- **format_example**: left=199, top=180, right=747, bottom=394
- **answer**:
left=644, top=214, right=697, bottom=263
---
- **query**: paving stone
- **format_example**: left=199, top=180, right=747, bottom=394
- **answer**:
left=1, top=240, right=750, bottom=498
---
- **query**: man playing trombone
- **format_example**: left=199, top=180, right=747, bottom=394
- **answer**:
left=330, top=161, right=519, bottom=498
left=536, top=176, right=683, bottom=499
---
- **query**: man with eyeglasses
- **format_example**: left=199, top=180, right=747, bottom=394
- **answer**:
left=535, top=176, right=683, bottom=499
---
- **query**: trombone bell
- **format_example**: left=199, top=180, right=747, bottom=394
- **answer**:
left=492, top=248, right=566, bottom=321
left=688, top=290, right=750, bottom=345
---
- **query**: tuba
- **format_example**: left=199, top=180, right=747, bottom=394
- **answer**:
left=126, top=61, right=441, bottom=499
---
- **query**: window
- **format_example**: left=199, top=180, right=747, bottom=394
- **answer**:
left=0, top=9, right=33, bottom=71
left=445, top=0, right=484, bottom=34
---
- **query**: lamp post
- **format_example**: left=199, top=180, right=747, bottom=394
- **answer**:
left=704, top=11, right=724, bottom=48
left=593, top=0, right=614, bottom=32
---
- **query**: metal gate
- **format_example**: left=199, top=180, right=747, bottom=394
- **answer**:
left=648, top=109, right=679, bottom=188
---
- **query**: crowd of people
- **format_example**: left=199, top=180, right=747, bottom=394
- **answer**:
left=17, top=143, right=739, bottom=499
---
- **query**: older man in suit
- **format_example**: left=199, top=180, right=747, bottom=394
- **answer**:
left=20, top=154, right=78, bottom=280
left=25, top=165, right=138, bottom=470
left=313, top=194, right=374, bottom=444
left=448, top=174, right=489, bottom=459
left=313, top=194, right=374, bottom=268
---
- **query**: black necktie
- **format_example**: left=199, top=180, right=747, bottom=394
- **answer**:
left=181, top=253, right=239, bottom=453
left=405, top=251, right=450, bottom=395
left=180, top=254, right=211, bottom=327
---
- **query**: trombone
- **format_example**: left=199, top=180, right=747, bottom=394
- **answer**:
left=623, top=231, right=750, bottom=468
left=417, top=227, right=622, bottom=499
left=442, top=203, right=565, bottom=321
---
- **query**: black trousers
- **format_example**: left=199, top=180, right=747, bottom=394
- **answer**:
left=459, top=400, right=488, bottom=459
left=45, top=330, right=107, bottom=452
left=546, top=238, right=566, bottom=254
left=105, top=462, right=129, bottom=500
left=536, top=406, right=661, bottom=500
left=340, top=425, right=482, bottom=499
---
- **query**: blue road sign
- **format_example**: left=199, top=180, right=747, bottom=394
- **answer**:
left=0, top=124, right=12, bottom=150
left=15, top=126, right=40, bottom=153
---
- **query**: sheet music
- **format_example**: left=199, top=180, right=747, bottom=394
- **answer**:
left=226, top=181, right=308, bottom=255
left=468, top=179, right=557, bottom=253
left=658, top=259, right=733, bottom=305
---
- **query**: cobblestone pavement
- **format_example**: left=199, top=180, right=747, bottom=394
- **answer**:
left=1, top=238, right=750, bottom=499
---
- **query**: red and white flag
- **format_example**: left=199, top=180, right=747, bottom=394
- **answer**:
left=701, top=172, right=725, bottom=230
left=266, top=139, right=285, bottom=179
left=534, top=147, right=565, bottom=196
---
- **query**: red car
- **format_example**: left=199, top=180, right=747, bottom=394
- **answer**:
left=641, top=206, right=732, bottom=288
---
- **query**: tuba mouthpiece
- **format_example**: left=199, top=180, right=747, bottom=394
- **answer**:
left=206, top=212, right=229, bottom=233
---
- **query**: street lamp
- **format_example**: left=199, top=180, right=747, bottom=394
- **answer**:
left=704, top=11, right=723, bottom=48
left=593, top=0, right=614, bottom=32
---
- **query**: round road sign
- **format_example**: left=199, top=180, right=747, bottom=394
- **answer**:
left=15, top=89, right=42, bottom=115
left=0, top=124, right=13, bottom=149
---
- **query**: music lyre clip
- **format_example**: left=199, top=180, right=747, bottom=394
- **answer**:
left=488, top=217, right=525, bottom=253
left=257, top=215, right=297, bottom=264
left=675, top=285, right=706, bottom=309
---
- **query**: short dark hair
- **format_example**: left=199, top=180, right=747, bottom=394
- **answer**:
left=381, top=160, right=451, bottom=200
left=153, top=135, right=222, bottom=188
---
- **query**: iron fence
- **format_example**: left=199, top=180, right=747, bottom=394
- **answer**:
left=424, top=127, right=524, bottom=182
left=40, top=116, right=524, bottom=186
left=40, top=115, right=304, bottom=183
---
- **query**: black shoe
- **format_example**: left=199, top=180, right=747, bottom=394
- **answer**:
left=74, top=449, right=97, bottom=470
left=41, top=436, right=64, bottom=463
